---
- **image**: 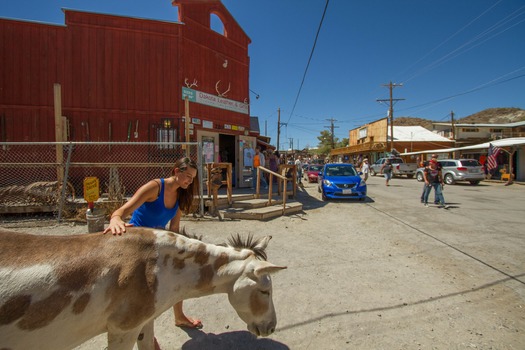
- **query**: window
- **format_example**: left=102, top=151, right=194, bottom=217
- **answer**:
left=461, top=128, right=479, bottom=132
left=358, top=127, right=368, bottom=139
left=460, top=160, right=480, bottom=167
left=157, top=118, right=176, bottom=149
left=210, top=13, right=225, bottom=36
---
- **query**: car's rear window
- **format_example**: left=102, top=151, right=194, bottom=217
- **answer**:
left=460, top=160, right=480, bottom=167
left=440, top=161, right=455, bottom=167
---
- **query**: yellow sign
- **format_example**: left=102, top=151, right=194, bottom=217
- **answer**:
left=83, top=177, right=100, bottom=202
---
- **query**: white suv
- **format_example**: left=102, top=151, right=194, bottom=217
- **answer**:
left=415, top=159, right=484, bottom=185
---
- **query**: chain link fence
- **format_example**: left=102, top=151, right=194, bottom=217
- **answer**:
left=0, top=142, right=203, bottom=224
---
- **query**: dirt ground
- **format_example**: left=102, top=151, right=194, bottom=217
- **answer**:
left=1, top=175, right=524, bottom=349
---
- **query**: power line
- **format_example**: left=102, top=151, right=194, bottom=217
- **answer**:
left=286, top=0, right=330, bottom=125
left=400, top=3, right=525, bottom=84
left=395, top=0, right=504, bottom=83
left=400, top=70, right=525, bottom=115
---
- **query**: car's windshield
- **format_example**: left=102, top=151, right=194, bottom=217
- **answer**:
left=309, top=165, right=323, bottom=172
left=325, top=165, right=357, bottom=177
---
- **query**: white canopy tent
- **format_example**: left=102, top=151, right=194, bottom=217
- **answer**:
left=400, top=137, right=525, bottom=156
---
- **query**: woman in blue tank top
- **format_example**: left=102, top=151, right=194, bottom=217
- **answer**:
left=104, top=157, right=203, bottom=330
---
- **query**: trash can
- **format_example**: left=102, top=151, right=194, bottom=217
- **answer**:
left=86, top=209, right=105, bottom=233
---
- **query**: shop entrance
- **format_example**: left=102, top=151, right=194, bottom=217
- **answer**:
left=219, top=134, right=236, bottom=186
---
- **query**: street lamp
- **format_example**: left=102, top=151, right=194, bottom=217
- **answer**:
left=249, top=89, right=260, bottom=99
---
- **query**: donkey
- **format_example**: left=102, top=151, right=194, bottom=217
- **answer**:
left=0, top=228, right=286, bottom=350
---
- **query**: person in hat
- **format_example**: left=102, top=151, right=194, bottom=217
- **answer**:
left=420, top=154, right=441, bottom=204
left=422, top=156, right=449, bottom=209
left=361, top=158, right=370, bottom=182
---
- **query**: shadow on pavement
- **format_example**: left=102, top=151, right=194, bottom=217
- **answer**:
left=178, top=329, right=289, bottom=350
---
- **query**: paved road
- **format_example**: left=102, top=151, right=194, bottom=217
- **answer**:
left=10, top=174, right=524, bottom=349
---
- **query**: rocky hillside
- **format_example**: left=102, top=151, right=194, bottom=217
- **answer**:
left=457, top=108, right=525, bottom=124
left=394, top=107, right=525, bottom=129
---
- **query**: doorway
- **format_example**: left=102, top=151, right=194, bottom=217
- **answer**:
left=219, top=133, right=236, bottom=186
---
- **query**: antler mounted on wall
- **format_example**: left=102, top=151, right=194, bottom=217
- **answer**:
left=215, top=80, right=231, bottom=97
left=184, top=78, right=198, bottom=89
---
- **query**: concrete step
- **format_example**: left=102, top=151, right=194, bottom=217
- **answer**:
left=220, top=202, right=303, bottom=220
left=232, top=198, right=284, bottom=209
left=204, top=193, right=255, bottom=209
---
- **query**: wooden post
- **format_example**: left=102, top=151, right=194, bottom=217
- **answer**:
left=184, top=96, right=190, bottom=157
left=53, top=83, right=64, bottom=183
left=506, top=148, right=515, bottom=185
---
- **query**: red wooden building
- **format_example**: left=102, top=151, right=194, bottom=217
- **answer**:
left=0, top=0, right=259, bottom=187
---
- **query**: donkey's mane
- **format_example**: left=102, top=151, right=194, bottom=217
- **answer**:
left=179, top=227, right=203, bottom=241
left=222, top=233, right=268, bottom=261
left=179, top=228, right=268, bottom=261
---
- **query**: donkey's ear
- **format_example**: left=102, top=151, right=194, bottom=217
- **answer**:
left=254, top=235, right=272, bottom=251
left=254, top=261, right=287, bottom=277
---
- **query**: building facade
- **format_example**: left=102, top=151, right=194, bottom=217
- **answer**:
left=0, top=0, right=259, bottom=187
left=330, top=118, right=454, bottom=164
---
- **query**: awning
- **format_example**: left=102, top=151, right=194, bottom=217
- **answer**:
left=257, top=139, right=276, bottom=150
left=400, top=137, right=525, bottom=156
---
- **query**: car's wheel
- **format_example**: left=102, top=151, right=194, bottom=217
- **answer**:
left=444, top=174, right=455, bottom=185
left=416, top=172, right=424, bottom=182
left=317, top=185, right=321, bottom=193
left=321, top=191, right=327, bottom=201
left=370, top=169, right=376, bottom=176
left=469, top=181, right=480, bottom=185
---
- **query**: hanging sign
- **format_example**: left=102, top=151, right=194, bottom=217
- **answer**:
left=182, top=87, right=249, bottom=114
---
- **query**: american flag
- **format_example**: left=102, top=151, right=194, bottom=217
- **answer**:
left=487, top=143, right=501, bottom=171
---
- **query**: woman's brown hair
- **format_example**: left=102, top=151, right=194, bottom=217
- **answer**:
left=171, top=157, right=199, bottom=213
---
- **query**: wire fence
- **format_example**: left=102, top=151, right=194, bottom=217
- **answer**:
left=0, top=142, right=203, bottom=223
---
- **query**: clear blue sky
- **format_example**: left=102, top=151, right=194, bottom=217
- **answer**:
left=3, top=1, right=524, bottom=150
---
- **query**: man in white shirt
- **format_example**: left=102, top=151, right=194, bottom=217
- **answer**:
left=361, top=158, right=369, bottom=182
left=294, top=156, right=303, bottom=184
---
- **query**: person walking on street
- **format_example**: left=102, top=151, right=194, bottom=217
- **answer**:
left=252, top=146, right=268, bottom=189
left=423, top=158, right=449, bottom=209
left=268, top=150, right=279, bottom=185
left=420, top=154, right=441, bottom=204
left=380, top=158, right=393, bottom=186
left=295, top=155, right=304, bottom=185
left=104, top=157, right=204, bottom=332
left=361, top=158, right=370, bottom=182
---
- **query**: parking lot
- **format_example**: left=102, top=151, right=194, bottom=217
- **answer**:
left=3, top=175, right=524, bottom=349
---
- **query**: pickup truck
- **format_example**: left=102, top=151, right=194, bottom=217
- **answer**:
left=370, top=157, right=418, bottom=178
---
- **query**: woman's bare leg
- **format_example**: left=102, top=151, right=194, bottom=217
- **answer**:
left=173, top=301, right=202, bottom=328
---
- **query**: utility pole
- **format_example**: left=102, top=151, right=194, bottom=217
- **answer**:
left=377, top=82, right=404, bottom=153
left=451, top=110, right=456, bottom=159
left=450, top=110, right=455, bottom=141
left=276, top=108, right=280, bottom=152
left=276, top=107, right=287, bottom=152
left=324, top=118, right=339, bottom=149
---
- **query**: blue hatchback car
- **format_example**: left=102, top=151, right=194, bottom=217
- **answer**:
left=317, top=163, right=367, bottom=201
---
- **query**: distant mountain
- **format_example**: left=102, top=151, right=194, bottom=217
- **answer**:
left=394, top=108, right=525, bottom=130
left=394, top=117, right=434, bottom=129
left=457, top=108, right=525, bottom=124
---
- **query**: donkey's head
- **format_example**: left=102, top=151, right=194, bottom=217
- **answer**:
left=224, top=235, right=286, bottom=336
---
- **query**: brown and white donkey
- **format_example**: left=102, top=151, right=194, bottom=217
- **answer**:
left=0, top=227, right=286, bottom=350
